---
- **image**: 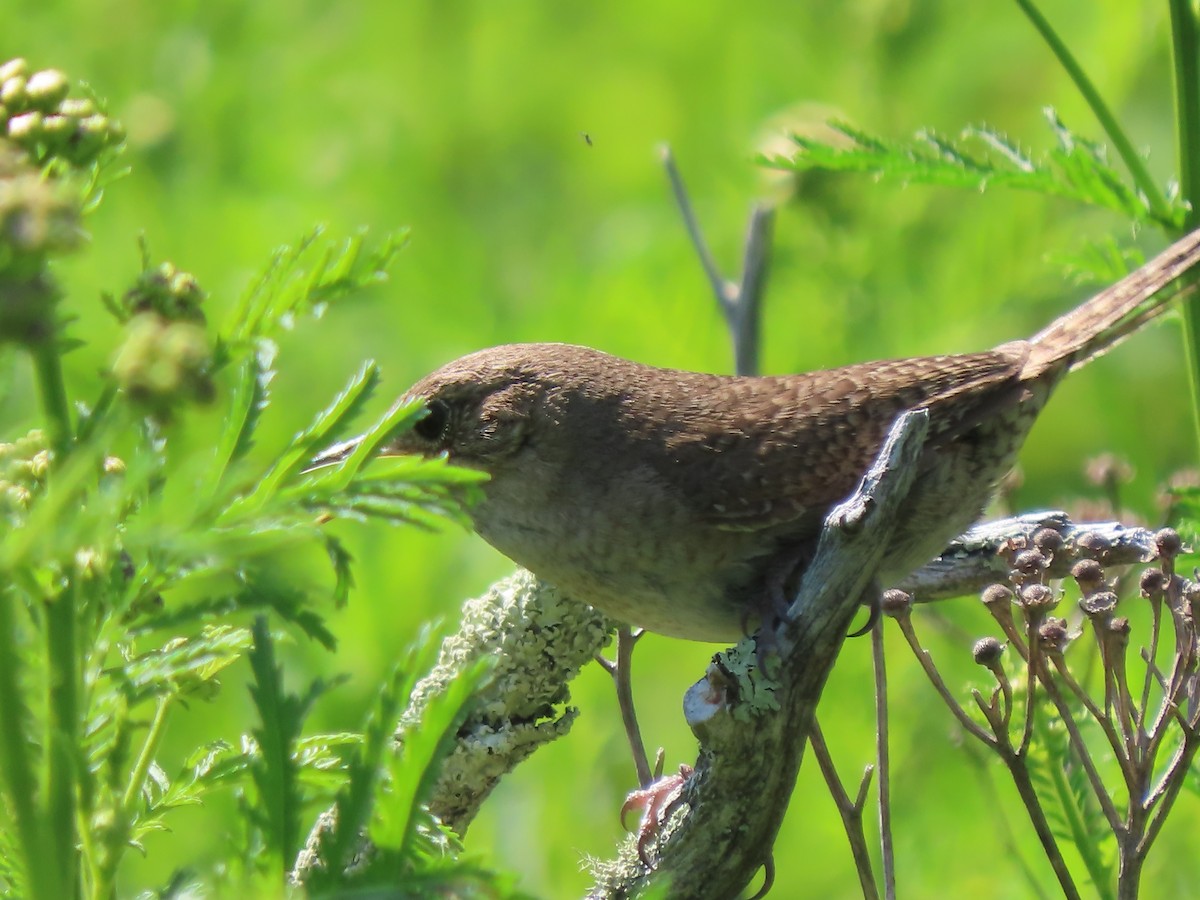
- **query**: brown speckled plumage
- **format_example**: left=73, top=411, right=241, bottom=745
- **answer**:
left=381, top=231, right=1200, bottom=641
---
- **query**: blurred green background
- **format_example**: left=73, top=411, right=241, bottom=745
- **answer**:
left=5, top=0, right=1199, bottom=896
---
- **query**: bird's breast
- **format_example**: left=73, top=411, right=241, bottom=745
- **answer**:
left=467, top=462, right=769, bottom=641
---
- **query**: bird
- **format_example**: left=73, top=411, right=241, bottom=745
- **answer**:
left=339, top=230, right=1200, bottom=642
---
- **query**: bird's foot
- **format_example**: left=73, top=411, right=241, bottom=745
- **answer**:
left=620, top=763, right=694, bottom=867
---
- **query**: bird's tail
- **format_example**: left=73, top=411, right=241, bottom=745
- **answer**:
left=1023, top=228, right=1200, bottom=379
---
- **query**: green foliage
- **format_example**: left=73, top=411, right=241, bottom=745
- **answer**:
left=245, top=615, right=331, bottom=876
left=0, top=58, right=504, bottom=900
left=305, top=630, right=523, bottom=898
left=222, top=227, right=406, bottom=351
left=1165, top=484, right=1200, bottom=543
left=767, top=111, right=1189, bottom=239
left=4, top=0, right=1200, bottom=896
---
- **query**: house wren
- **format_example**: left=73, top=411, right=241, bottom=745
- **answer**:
left=364, top=232, right=1200, bottom=642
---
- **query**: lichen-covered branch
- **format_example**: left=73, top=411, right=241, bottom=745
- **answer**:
left=399, top=570, right=614, bottom=831
left=291, top=571, right=613, bottom=884
left=899, top=512, right=1155, bottom=601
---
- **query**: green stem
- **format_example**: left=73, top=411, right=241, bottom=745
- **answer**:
left=45, top=581, right=81, bottom=899
left=91, top=695, right=174, bottom=900
left=121, top=695, right=172, bottom=814
left=1171, top=0, right=1200, bottom=213
left=0, top=585, right=62, bottom=900
left=1170, top=0, right=1200, bottom=453
left=30, top=340, right=74, bottom=461
left=1012, top=0, right=1173, bottom=225
left=28, top=308, right=81, bottom=898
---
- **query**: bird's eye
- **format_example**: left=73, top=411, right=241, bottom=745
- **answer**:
left=413, top=399, right=451, bottom=443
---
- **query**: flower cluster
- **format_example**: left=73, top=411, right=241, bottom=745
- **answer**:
left=0, top=429, right=50, bottom=520
left=111, top=309, right=214, bottom=417
left=114, top=261, right=207, bottom=323
left=1, top=57, right=123, bottom=169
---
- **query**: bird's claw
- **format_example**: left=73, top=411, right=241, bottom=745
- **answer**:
left=620, top=764, right=694, bottom=867
left=846, top=588, right=882, bottom=638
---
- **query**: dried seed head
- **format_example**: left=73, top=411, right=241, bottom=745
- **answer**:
left=1075, top=532, right=1112, bottom=561
left=981, top=584, right=1014, bottom=610
left=1071, top=559, right=1106, bottom=596
left=880, top=589, right=912, bottom=618
left=1018, top=583, right=1057, bottom=613
left=1139, top=568, right=1168, bottom=600
left=1032, top=528, right=1064, bottom=556
left=996, top=536, right=1026, bottom=566
left=972, top=636, right=1005, bottom=668
left=1080, top=590, right=1119, bottom=619
left=1154, top=528, right=1183, bottom=561
left=1038, top=618, right=1071, bottom=655
left=1011, top=548, right=1050, bottom=582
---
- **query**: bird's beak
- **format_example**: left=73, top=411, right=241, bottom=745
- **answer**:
left=305, top=393, right=425, bottom=473
left=303, top=435, right=365, bottom=473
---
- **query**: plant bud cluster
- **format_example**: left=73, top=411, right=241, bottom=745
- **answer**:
left=1, top=57, right=123, bottom=168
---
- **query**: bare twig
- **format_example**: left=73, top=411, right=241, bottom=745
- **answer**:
left=660, top=144, right=774, bottom=376
left=1136, top=596, right=1164, bottom=750
left=810, top=720, right=880, bottom=900
left=1140, top=713, right=1200, bottom=854
left=660, top=145, right=727, bottom=306
left=1029, top=657, right=1125, bottom=834
left=1018, top=622, right=1039, bottom=757
left=871, top=619, right=895, bottom=900
left=613, top=627, right=653, bottom=787
left=893, top=616, right=996, bottom=745
left=1048, top=654, right=1138, bottom=793
left=970, top=684, right=1083, bottom=900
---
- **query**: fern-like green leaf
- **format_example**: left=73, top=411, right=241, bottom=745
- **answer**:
left=107, top=625, right=252, bottom=705
left=219, top=360, right=382, bottom=523
left=766, top=109, right=1188, bottom=230
left=311, top=631, right=452, bottom=888
left=215, top=341, right=277, bottom=478
left=245, top=617, right=332, bottom=877
left=373, top=652, right=487, bottom=863
left=0, top=819, right=26, bottom=897
left=223, top=227, right=407, bottom=348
